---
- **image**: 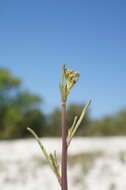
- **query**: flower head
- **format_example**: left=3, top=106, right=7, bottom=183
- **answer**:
left=63, top=67, right=80, bottom=100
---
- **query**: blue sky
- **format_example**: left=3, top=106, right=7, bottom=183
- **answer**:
left=0, top=0, right=126, bottom=118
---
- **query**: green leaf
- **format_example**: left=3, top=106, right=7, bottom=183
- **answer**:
left=67, top=100, right=91, bottom=146
left=27, top=127, right=61, bottom=185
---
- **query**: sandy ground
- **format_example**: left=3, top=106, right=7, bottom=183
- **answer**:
left=0, top=137, right=126, bottom=190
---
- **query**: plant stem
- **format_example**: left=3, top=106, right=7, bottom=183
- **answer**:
left=61, top=102, right=68, bottom=190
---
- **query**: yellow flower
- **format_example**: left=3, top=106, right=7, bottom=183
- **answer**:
left=64, top=68, right=80, bottom=96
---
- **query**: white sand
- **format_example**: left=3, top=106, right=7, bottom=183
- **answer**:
left=0, top=137, right=126, bottom=190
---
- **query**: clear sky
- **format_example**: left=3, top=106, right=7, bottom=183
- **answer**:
left=0, top=0, right=126, bottom=118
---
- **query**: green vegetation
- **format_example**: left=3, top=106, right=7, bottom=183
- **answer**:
left=0, top=67, right=126, bottom=139
left=0, top=68, right=46, bottom=139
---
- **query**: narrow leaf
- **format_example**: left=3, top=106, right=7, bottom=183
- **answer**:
left=50, top=153, right=61, bottom=185
left=67, top=100, right=91, bottom=146
left=27, top=127, right=61, bottom=185
left=27, top=127, right=50, bottom=162
left=67, top=116, right=78, bottom=144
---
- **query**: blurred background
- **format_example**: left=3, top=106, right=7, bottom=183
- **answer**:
left=0, top=0, right=126, bottom=190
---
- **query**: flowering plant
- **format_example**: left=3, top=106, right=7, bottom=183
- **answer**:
left=27, top=65, right=91, bottom=190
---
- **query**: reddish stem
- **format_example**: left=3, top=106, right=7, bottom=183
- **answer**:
left=61, top=103, right=68, bottom=190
